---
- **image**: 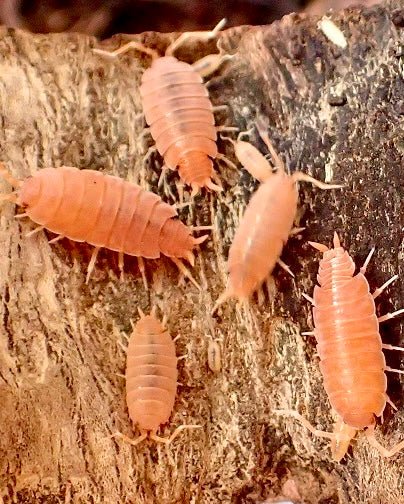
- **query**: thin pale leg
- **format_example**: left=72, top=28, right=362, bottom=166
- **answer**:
left=378, top=309, right=404, bottom=323
left=302, top=292, right=315, bottom=305
left=216, top=152, right=238, bottom=171
left=290, top=226, right=306, bottom=236
left=14, top=212, right=28, bottom=219
left=26, top=226, right=44, bottom=237
left=86, top=246, right=100, bottom=284
left=255, top=121, right=286, bottom=173
left=277, top=258, right=295, bottom=278
left=93, top=41, right=159, bottom=59
left=292, top=172, right=344, bottom=190
left=382, top=343, right=404, bottom=352
left=274, top=409, right=335, bottom=440
left=372, top=274, right=398, bottom=298
left=137, top=257, right=148, bottom=289
left=360, top=246, right=376, bottom=274
left=385, top=366, right=404, bottom=375
left=158, top=165, right=169, bottom=189
left=48, top=234, right=65, bottom=244
left=189, top=225, right=214, bottom=231
left=170, top=257, right=200, bottom=290
left=118, top=251, right=124, bottom=281
left=192, top=53, right=233, bottom=78
left=111, top=431, right=148, bottom=447
left=165, top=18, right=226, bottom=56
left=149, top=424, right=202, bottom=444
left=365, top=424, right=404, bottom=458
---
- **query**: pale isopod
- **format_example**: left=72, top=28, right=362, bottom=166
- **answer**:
left=277, top=232, right=404, bottom=460
left=0, top=165, right=206, bottom=287
left=113, top=308, right=200, bottom=446
left=93, top=19, right=235, bottom=195
left=213, top=121, right=343, bottom=311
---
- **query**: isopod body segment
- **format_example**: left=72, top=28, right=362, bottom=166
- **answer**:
left=277, top=233, right=404, bottom=461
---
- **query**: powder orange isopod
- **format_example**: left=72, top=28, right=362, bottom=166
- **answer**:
left=112, top=308, right=200, bottom=446
left=0, top=165, right=206, bottom=287
left=277, top=233, right=404, bottom=460
left=213, top=121, right=343, bottom=311
left=94, top=20, right=234, bottom=195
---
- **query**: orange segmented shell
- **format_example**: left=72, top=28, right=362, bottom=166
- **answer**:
left=126, top=314, right=178, bottom=432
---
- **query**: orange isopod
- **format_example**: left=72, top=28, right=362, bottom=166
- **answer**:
left=0, top=165, right=206, bottom=286
left=113, top=308, right=200, bottom=446
left=277, top=232, right=404, bottom=460
left=213, top=121, right=342, bottom=310
left=94, top=20, right=233, bottom=195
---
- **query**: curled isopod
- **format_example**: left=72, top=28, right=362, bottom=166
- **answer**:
left=93, top=20, right=236, bottom=195
left=0, top=164, right=206, bottom=287
left=276, top=232, right=404, bottom=461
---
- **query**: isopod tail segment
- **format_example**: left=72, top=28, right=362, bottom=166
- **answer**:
left=211, top=126, right=343, bottom=314
left=282, top=231, right=404, bottom=461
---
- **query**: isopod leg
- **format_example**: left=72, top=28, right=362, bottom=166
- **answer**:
left=192, top=53, right=233, bottom=78
left=372, top=274, right=398, bottom=299
left=48, top=234, right=65, bottom=244
left=290, top=227, right=306, bottom=236
left=359, top=246, right=376, bottom=274
left=382, top=343, right=404, bottom=352
left=216, top=152, right=238, bottom=171
left=26, top=226, right=44, bottom=237
left=86, top=246, right=100, bottom=284
left=111, top=430, right=148, bottom=447
left=170, top=257, right=201, bottom=290
left=93, top=41, right=159, bottom=60
left=149, top=424, right=202, bottom=445
left=118, top=252, right=125, bottom=281
left=302, top=292, right=315, bottom=305
left=274, top=409, right=335, bottom=440
left=137, top=257, right=148, bottom=290
left=378, top=309, right=404, bottom=323
left=165, top=18, right=226, bottom=56
left=277, top=258, right=295, bottom=278
left=365, top=424, right=404, bottom=458
left=292, top=172, right=344, bottom=190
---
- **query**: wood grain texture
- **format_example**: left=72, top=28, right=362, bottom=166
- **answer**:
left=0, top=1, right=403, bottom=502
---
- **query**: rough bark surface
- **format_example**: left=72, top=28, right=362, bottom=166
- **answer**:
left=0, top=1, right=403, bottom=503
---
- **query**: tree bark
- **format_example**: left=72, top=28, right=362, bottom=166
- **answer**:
left=0, top=1, right=403, bottom=502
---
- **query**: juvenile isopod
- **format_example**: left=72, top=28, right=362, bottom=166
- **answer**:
left=277, top=232, right=404, bottom=460
left=113, top=308, right=200, bottom=446
left=94, top=19, right=235, bottom=195
left=213, top=121, right=343, bottom=311
left=0, top=164, right=206, bottom=287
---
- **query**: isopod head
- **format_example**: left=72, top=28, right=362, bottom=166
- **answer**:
left=17, top=176, right=41, bottom=208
